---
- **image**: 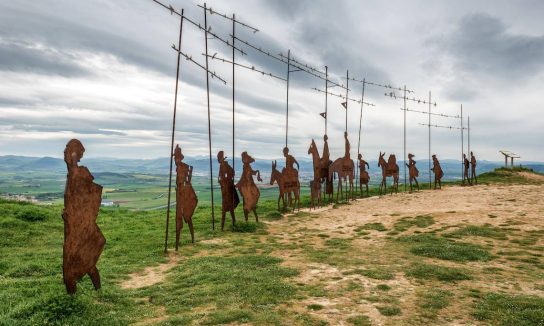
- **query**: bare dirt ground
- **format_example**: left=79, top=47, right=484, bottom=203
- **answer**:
left=267, top=180, right=544, bottom=325
left=121, top=252, right=178, bottom=289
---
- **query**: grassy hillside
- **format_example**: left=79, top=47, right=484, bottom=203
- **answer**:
left=1, top=168, right=543, bottom=325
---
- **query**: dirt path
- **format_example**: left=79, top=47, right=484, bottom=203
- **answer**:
left=266, top=181, right=544, bottom=325
left=121, top=252, right=178, bottom=289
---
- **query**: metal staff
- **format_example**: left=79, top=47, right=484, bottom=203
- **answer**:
left=164, top=10, right=184, bottom=253
left=203, top=3, right=215, bottom=229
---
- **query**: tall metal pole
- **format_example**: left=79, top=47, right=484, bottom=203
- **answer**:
left=428, top=91, right=431, bottom=189
left=231, top=13, right=236, bottom=210
left=461, top=104, right=464, bottom=184
left=403, top=85, right=407, bottom=191
left=286, top=49, right=290, bottom=148
left=203, top=3, right=215, bottom=229
left=356, top=79, right=365, bottom=196
left=165, top=10, right=184, bottom=253
left=345, top=70, right=349, bottom=132
left=468, top=116, right=470, bottom=156
left=325, top=66, right=328, bottom=135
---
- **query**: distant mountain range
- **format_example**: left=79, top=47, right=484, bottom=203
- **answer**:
left=1, top=155, right=543, bottom=182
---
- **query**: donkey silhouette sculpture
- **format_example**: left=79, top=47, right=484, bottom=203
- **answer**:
left=270, top=160, right=300, bottom=211
left=378, top=152, right=399, bottom=195
left=308, top=139, right=323, bottom=209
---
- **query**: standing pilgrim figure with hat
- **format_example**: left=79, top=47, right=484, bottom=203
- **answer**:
left=62, top=139, right=105, bottom=294
left=236, top=151, right=262, bottom=222
left=470, top=151, right=478, bottom=185
left=431, top=154, right=444, bottom=190
left=406, top=153, right=420, bottom=192
left=217, top=150, right=239, bottom=230
left=174, top=144, right=197, bottom=249
left=463, top=153, right=471, bottom=186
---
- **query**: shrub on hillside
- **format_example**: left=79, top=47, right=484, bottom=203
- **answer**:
left=15, top=206, right=51, bottom=222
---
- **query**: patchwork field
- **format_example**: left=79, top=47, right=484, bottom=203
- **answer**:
left=1, top=168, right=543, bottom=325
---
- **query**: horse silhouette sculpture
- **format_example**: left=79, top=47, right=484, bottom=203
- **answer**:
left=236, top=151, right=262, bottom=222
left=307, top=139, right=323, bottom=209
left=328, top=157, right=354, bottom=202
left=378, top=152, right=399, bottom=195
left=269, top=160, right=300, bottom=211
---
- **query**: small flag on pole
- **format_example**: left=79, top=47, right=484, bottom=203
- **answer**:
left=341, top=102, right=347, bottom=109
left=320, top=112, right=327, bottom=119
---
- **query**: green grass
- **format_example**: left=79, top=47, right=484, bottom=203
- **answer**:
left=307, top=304, right=324, bottom=311
left=355, top=222, right=387, bottom=232
left=446, top=224, right=508, bottom=240
left=347, top=314, right=372, bottom=325
left=477, top=167, right=543, bottom=185
left=393, top=215, right=435, bottom=232
left=376, top=284, right=391, bottom=291
left=473, top=293, right=544, bottom=325
left=406, top=263, right=472, bottom=282
left=343, top=268, right=395, bottom=280
left=377, top=305, right=401, bottom=316
left=417, top=289, right=452, bottom=319
left=399, top=234, right=493, bottom=262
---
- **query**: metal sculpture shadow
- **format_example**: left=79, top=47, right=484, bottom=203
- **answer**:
left=406, top=153, right=420, bottom=192
left=378, top=152, right=399, bottom=195
left=62, top=139, right=105, bottom=295
left=357, top=153, right=370, bottom=197
left=217, top=151, right=239, bottom=231
left=328, top=132, right=354, bottom=202
left=236, top=151, right=262, bottom=222
left=431, top=154, right=443, bottom=190
left=174, top=145, right=197, bottom=250
left=463, top=153, right=472, bottom=186
left=470, top=151, right=477, bottom=185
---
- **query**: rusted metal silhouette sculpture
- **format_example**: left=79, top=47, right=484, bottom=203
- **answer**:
left=406, top=153, right=420, bottom=192
left=270, top=147, right=301, bottom=210
left=236, top=151, right=262, bottom=221
left=217, top=151, right=239, bottom=231
left=62, top=139, right=105, bottom=295
left=174, top=145, right=197, bottom=250
left=431, top=154, right=443, bottom=190
left=463, top=153, right=471, bottom=186
left=308, top=139, right=323, bottom=209
left=329, top=132, right=354, bottom=201
left=357, top=153, right=370, bottom=197
left=321, top=135, right=333, bottom=202
left=378, top=152, right=399, bottom=195
left=470, top=151, right=477, bottom=185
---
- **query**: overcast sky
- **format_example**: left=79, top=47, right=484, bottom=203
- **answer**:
left=1, top=0, right=543, bottom=162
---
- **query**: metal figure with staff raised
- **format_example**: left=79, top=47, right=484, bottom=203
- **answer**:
left=217, top=150, right=239, bottom=230
left=62, top=139, right=105, bottom=295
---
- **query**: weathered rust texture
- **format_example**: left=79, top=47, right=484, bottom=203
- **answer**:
left=270, top=147, right=301, bottom=211
left=62, top=139, right=105, bottom=295
left=329, top=132, right=354, bottom=201
left=431, top=154, right=444, bottom=190
left=308, top=139, right=325, bottom=209
left=217, top=150, right=239, bottom=230
left=463, top=153, right=471, bottom=186
left=236, top=151, right=262, bottom=221
left=357, top=153, right=370, bottom=197
left=378, top=152, right=399, bottom=195
left=174, top=145, right=197, bottom=250
left=406, top=153, right=420, bottom=192
left=470, top=151, right=477, bottom=185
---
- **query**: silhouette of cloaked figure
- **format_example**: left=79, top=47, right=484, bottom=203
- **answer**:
left=470, top=151, right=478, bottom=185
left=217, top=151, right=239, bottom=230
left=463, top=153, right=471, bottom=186
left=357, top=153, right=370, bottom=197
left=406, top=153, right=420, bottom=192
left=62, top=139, right=105, bottom=295
left=174, top=145, right=197, bottom=250
left=431, top=154, right=444, bottom=190
left=236, top=151, right=262, bottom=222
